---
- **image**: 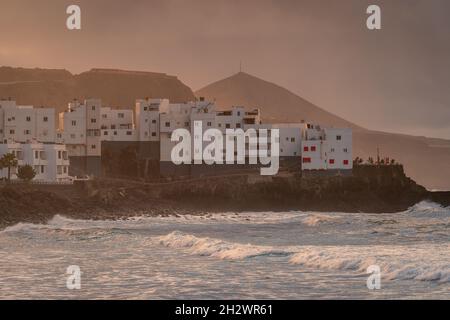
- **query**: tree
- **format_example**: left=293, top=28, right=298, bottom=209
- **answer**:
left=17, top=165, right=36, bottom=182
left=0, top=153, right=18, bottom=182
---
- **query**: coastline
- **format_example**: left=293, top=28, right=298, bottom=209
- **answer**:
left=1, top=165, right=449, bottom=231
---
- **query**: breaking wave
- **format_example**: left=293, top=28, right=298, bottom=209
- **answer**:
left=406, top=201, right=450, bottom=217
left=289, top=246, right=450, bottom=284
left=156, top=231, right=293, bottom=260
left=155, top=231, right=450, bottom=283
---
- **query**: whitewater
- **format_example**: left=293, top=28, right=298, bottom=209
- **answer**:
left=0, top=201, right=448, bottom=299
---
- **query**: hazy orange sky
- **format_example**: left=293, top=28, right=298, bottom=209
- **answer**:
left=1, top=0, right=449, bottom=139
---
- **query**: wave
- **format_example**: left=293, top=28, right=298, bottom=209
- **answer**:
left=156, top=231, right=293, bottom=260
left=156, top=231, right=450, bottom=283
left=289, top=246, right=450, bottom=284
left=406, top=201, right=450, bottom=217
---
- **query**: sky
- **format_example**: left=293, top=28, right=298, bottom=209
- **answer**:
left=1, top=0, right=449, bottom=139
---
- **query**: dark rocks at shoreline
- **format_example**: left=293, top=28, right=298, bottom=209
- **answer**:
left=0, top=165, right=448, bottom=231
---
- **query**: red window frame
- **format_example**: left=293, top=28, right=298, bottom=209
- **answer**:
left=303, top=146, right=309, bottom=152
left=311, top=146, right=316, bottom=152
left=329, top=159, right=335, bottom=164
left=343, top=160, right=349, bottom=165
left=302, top=157, right=311, bottom=163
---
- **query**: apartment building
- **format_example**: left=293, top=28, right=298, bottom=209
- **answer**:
left=0, top=99, right=55, bottom=144
left=0, top=140, right=70, bottom=182
left=301, top=123, right=352, bottom=173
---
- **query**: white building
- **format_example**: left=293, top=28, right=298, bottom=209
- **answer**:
left=301, top=123, right=352, bottom=171
left=0, top=99, right=55, bottom=144
left=0, top=140, right=70, bottom=182
left=58, top=99, right=102, bottom=157
left=135, top=98, right=169, bottom=142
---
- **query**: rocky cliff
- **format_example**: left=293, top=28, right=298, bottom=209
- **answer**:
left=0, top=67, right=195, bottom=112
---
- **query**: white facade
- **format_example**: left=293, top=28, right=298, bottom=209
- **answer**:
left=0, top=141, right=70, bottom=182
left=300, top=123, right=352, bottom=171
left=58, top=99, right=102, bottom=156
left=0, top=100, right=55, bottom=144
left=135, top=98, right=169, bottom=141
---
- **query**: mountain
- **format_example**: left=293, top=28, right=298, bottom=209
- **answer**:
left=196, top=72, right=450, bottom=190
left=197, top=72, right=361, bottom=129
left=0, top=67, right=195, bottom=112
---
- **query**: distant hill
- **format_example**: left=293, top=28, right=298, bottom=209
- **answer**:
left=0, top=66, right=195, bottom=112
left=197, top=72, right=361, bottom=129
left=196, top=72, right=450, bottom=190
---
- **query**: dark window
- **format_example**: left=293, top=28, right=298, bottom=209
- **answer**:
left=151, top=132, right=156, bottom=137
left=152, top=119, right=157, bottom=124
left=329, top=159, right=335, bottom=164
left=336, top=135, right=342, bottom=141
left=311, top=146, right=316, bottom=152
left=165, top=122, right=170, bottom=127
left=43, top=117, right=48, bottom=122
left=343, top=160, right=349, bottom=165
left=302, top=157, right=311, bottom=163
left=303, top=146, right=309, bottom=152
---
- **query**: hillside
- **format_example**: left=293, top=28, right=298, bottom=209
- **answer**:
left=196, top=72, right=450, bottom=190
left=0, top=67, right=195, bottom=112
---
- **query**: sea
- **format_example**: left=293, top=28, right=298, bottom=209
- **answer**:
left=0, top=201, right=448, bottom=299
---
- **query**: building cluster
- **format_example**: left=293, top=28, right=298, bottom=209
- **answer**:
left=0, top=96, right=352, bottom=182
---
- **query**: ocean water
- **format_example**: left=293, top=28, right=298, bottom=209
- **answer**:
left=0, top=201, right=449, bottom=299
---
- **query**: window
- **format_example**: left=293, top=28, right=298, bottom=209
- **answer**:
left=118, top=113, right=124, bottom=118
left=58, top=151, right=62, bottom=159
left=343, top=148, right=348, bottom=153
left=184, top=122, right=189, bottom=127
left=236, top=123, right=241, bottom=128
left=70, top=134, right=76, bottom=139
left=302, top=157, right=311, bottom=163
left=91, top=145, right=96, bottom=149
left=330, top=148, right=335, bottom=153
left=336, top=135, right=342, bottom=141
left=91, top=106, right=96, bottom=110
left=63, top=166, right=67, bottom=174
left=225, top=124, right=231, bottom=129
left=91, top=118, right=96, bottom=123
left=24, top=130, right=31, bottom=135
left=152, top=119, right=157, bottom=124
left=165, top=122, right=170, bottom=127
left=311, top=146, right=316, bottom=152
left=35, top=151, right=39, bottom=159
left=237, top=111, right=241, bottom=116
left=114, top=131, right=117, bottom=135
left=26, top=116, right=31, bottom=122
left=151, top=132, right=156, bottom=137
left=71, top=120, right=76, bottom=126
left=207, top=122, right=212, bottom=127
left=291, top=137, right=295, bottom=142
left=303, top=146, right=309, bottom=152
left=343, top=160, right=349, bottom=165
left=104, top=131, right=108, bottom=135
left=43, top=116, right=48, bottom=122
left=10, top=129, right=15, bottom=134
left=144, top=107, right=148, bottom=111
left=102, top=114, right=107, bottom=119
left=126, top=131, right=132, bottom=135
left=41, top=166, right=44, bottom=174
left=329, top=159, right=335, bottom=164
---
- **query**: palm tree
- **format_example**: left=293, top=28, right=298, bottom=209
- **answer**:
left=0, top=153, right=18, bottom=182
